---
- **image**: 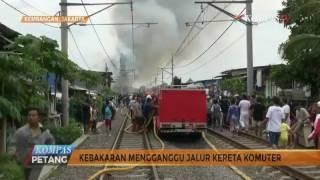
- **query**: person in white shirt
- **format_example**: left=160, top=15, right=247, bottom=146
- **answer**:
left=264, top=96, right=284, bottom=149
left=282, top=98, right=290, bottom=125
left=239, top=95, right=251, bottom=131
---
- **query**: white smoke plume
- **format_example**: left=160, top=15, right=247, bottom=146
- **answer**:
left=111, top=0, right=233, bottom=86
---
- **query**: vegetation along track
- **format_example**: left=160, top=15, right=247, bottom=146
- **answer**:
left=206, top=128, right=320, bottom=180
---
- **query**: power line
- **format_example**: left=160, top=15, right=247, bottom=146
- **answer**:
left=80, top=0, right=117, bottom=70
left=68, top=28, right=91, bottom=69
left=162, top=5, right=209, bottom=68
left=19, top=0, right=51, bottom=15
left=0, top=0, right=59, bottom=29
left=175, top=7, right=246, bottom=69
left=175, top=5, right=209, bottom=56
left=178, top=32, right=245, bottom=76
left=177, top=4, right=230, bottom=57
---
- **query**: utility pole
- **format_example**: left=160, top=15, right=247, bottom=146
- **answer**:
left=155, top=76, right=157, bottom=87
left=246, top=1, right=254, bottom=96
left=130, top=0, right=135, bottom=81
left=161, top=68, right=164, bottom=86
left=195, top=0, right=254, bottom=95
left=60, top=0, right=69, bottom=126
left=171, top=55, right=174, bottom=85
left=58, top=1, right=155, bottom=125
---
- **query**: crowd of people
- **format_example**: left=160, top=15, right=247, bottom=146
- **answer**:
left=206, top=94, right=320, bottom=149
left=124, top=94, right=159, bottom=132
left=81, top=97, right=117, bottom=136
left=79, top=93, right=161, bottom=135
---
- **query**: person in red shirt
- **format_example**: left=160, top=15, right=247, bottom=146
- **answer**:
left=308, top=102, right=320, bottom=149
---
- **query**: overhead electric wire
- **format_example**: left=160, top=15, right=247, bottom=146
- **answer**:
left=174, top=5, right=209, bottom=56
left=175, top=7, right=246, bottom=69
left=80, top=0, right=117, bottom=70
left=0, top=0, right=59, bottom=29
left=177, top=4, right=231, bottom=57
left=69, top=28, right=91, bottom=69
left=178, top=32, right=246, bottom=76
left=20, top=0, right=51, bottom=15
left=162, top=5, right=209, bottom=68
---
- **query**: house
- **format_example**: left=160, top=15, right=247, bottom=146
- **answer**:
left=0, top=23, right=19, bottom=51
left=217, top=65, right=311, bottom=101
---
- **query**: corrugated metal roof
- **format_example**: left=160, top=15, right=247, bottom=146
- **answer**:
left=0, top=23, right=20, bottom=50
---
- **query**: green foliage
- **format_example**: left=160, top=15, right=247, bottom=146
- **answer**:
left=77, top=70, right=103, bottom=89
left=50, top=121, right=82, bottom=144
left=0, top=97, right=21, bottom=121
left=277, top=0, right=320, bottom=96
left=101, top=87, right=116, bottom=98
left=220, top=78, right=246, bottom=95
left=173, top=76, right=182, bottom=86
left=0, top=34, right=83, bottom=122
left=8, top=34, right=80, bottom=80
left=270, top=64, right=294, bottom=89
left=69, top=93, right=87, bottom=122
left=0, top=154, right=24, bottom=180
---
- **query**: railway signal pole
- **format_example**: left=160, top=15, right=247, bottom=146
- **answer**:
left=195, top=0, right=254, bottom=96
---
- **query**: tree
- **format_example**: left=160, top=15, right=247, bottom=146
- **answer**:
left=186, top=78, right=193, bottom=84
left=0, top=34, right=81, bottom=153
left=173, top=76, right=182, bottom=86
left=220, top=78, right=246, bottom=95
left=274, top=0, right=320, bottom=96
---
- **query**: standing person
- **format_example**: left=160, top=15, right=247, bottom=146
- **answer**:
left=91, top=103, right=98, bottom=134
left=143, top=95, right=153, bottom=127
left=131, top=96, right=144, bottom=131
left=211, top=99, right=222, bottom=131
left=282, top=98, right=291, bottom=125
left=148, top=95, right=159, bottom=130
left=264, top=96, right=283, bottom=149
left=206, top=96, right=213, bottom=127
left=249, top=95, right=256, bottom=129
left=308, top=101, right=320, bottom=122
left=308, top=112, right=320, bottom=149
left=82, top=98, right=91, bottom=134
left=117, top=95, right=122, bottom=108
left=291, top=105, right=309, bottom=148
left=220, top=96, right=230, bottom=127
left=282, top=98, right=291, bottom=145
left=109, top=97, right=117, bottom=121
left=251, top=97, right=266, bottom=137
left=104, top=100, right=113, bottom=136
left=239, top=95, right=251, bottom=132
left=14, top=108, right=55, bottom=180
left=308, top=101, right=320, bottom=133
left=130, top=96, right=143, bottom=132
left=278, top=118, right=291, bottom=149
left=129, top=95, right=137, bottom=121
left=227, top=98, right=240, bottom=137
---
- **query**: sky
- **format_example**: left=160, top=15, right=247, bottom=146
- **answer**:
left=0, top=0, right=290, bottom=87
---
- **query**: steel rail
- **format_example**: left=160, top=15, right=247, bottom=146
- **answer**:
left=207, top=128, right=317, bottom=180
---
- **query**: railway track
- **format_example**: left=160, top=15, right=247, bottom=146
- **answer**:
left=89, top=108, right=160, bottom=180
left=89, top=107, right=320, bottom=180
left=206, top=128, right=320, bottom=180
left=148, top=132, right=249, bottom=180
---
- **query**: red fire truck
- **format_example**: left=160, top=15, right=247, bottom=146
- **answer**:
left=154, top=88, right=207, bottom=134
